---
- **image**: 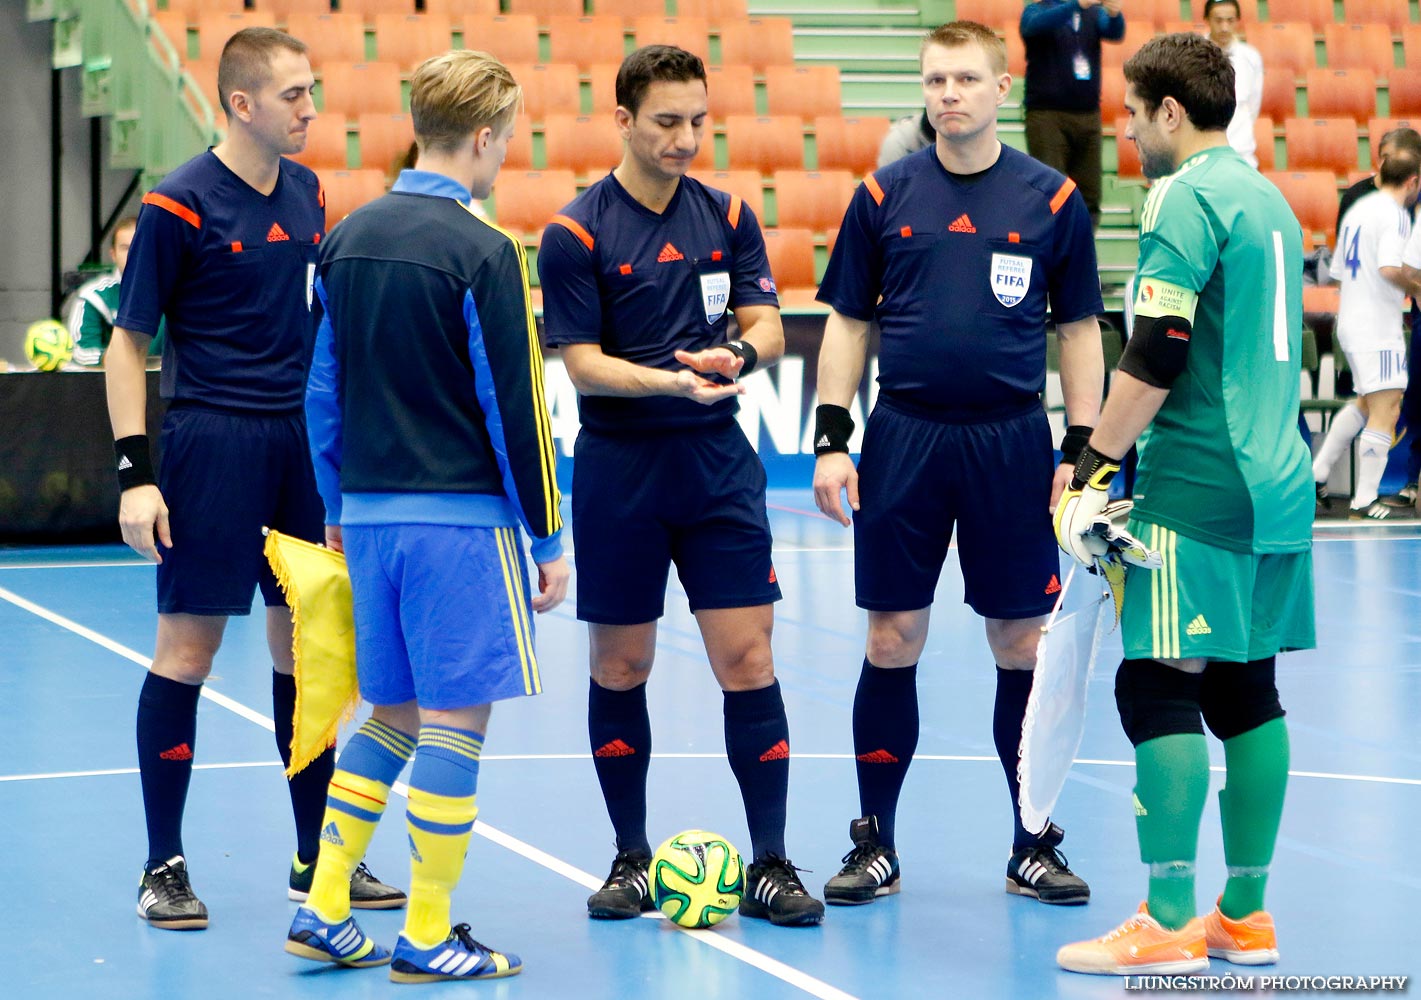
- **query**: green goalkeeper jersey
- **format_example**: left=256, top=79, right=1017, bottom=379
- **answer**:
left=1130, top=145, right=1312, bottom=554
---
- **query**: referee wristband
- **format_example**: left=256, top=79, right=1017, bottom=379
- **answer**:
left=1060, top=425, right=1094, bottom=467
left=115, top=435, right=156, bottom=492
left=722, top=339, right=758, bottom=377
left=813, top=404, right=855, bottom=455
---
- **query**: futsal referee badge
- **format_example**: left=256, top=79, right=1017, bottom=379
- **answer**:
left=700, top=271, right=731, bottom=324
left=990, top=253, right=1032, bottom=308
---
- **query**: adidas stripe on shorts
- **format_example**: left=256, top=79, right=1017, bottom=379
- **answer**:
left=1120, top=521, right=1315, bottom=663
left=1343, top=345, right=1408, bottom=396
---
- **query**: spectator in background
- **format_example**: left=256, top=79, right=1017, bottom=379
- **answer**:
left=68, top=217, right=164, bottom=367
left=1020, top=0, right=1124, bottom=226
left=1334, top=127, right=1421, bottom=506
left=1205, top=0, right=1263, bottom=168
left=877, top=109, right=935, bottom=167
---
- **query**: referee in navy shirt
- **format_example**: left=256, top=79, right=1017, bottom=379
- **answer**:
left=812, top=21, right=1106, bottom=909
left=538, top=45, right=824, bottom=927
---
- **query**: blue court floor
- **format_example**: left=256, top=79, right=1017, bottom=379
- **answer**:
left=1, top=491, right=1417, bottom=999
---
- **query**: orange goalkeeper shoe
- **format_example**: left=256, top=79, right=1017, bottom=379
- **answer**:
left=1204, top=900, right=1279, bottom=965
left=1057, top=902, right=1209, bottom=976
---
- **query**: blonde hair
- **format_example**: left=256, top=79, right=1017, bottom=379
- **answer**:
left=921, top=21, right=1008, bottom=77
left=410, top=50, right=521, bottom=154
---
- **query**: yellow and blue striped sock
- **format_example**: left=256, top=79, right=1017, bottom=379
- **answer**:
left=403, top=725, right=484, bottom=949
left=305, top=718, right=415, bottom=923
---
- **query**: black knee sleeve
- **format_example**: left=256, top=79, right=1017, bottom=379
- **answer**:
left=1199, top=656, right=1285, bottom=741
left=1114, top=659, right=1205, bottom=747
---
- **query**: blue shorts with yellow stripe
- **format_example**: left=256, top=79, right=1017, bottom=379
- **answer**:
left=343, top=523, right=542, bottom=710
left=1121, top=520, right=1316, bottom=663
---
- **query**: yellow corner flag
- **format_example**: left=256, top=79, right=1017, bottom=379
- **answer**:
left=263, top=529, right=360, bottom=777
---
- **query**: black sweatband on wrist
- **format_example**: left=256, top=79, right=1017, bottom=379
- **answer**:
left=115, top=435, right=156, bottom=491
left=1060, top=424, right=1093, bottom=467
left=814, top=404, right=855, bottom=455
left=1070, top=442, right=1121, bottom=492
left=722, top=339, right=758, bottom=377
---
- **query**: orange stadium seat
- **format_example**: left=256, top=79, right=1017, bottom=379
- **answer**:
left=461, top=15, right=541, bottom=66
left=723, top=114, right=805, bottom=173
left=151, top=11, right=191, bottom=61
left=1113, top=116, right=1141, bottom=178
left=764, top=66, right=841, bottom=121
left=373, top=14, right=454, bottom=71
left=289, top=122, right=349, bottom=170
left=761, top=227, right=818, bottom=307
left=772, top=169, right=856, bottom=231
left=1388, top=68, right=1421, bottom=118
left=697, top=169, right=764, bottom=220
left=953, top=0, right=1023, bottom=24
left=1264, top=170, right=1341, bottom=245
left=1005, top=28, right=1026, bottom=78
left=286, top=13, right=366, bottom=65
left=1260, top=70, right=1300, bottom=123
left=322, top=169, right=388, bottom=225
left=1254, top=115, right=1277, bottom=170
left=813, top=115, right=889, bottom=175
left=1367, top=117, right=1421, bottom=162
left=1101, top=69, right=1128, bottom=118
left=505, top=0, right=584, bottom=22
left=182, top=59, right=224, bottom=116
left=629, top=16, right=711, bottom=65
left=504, top=62, right=581, bottom=121
left=1322, top=24, right=1392, bottom=74
left=1249, top=22, right=1316, bottom=81
left=506, top=115, right=536, bottom=169
left=1101, top=22, right=1159, bottom=67
left=675, top=0, right=748, bottom=26
left=547, top=16, right=628, bottom=68
left=161, top=0, right=245, bottom=17
left=542, top=114, right=626, bottom=175
left=718, top=18, right=796, bottom=71
left=339, top=0, right=418, bottom=22
left=355, top=112, right=414, bottom=172
left=1404, top=25, right=1421, bottom=68
left=1284, top=117, right=1360, bottom=174
left=251, top=0, right=333, bottom=19
left=196, top=11, right=277, bottom=61
left=1131, top=0, right=1186, bottom=25
left=1267, top=0, right=1335, bottom=29
left=1340, top=0, right=1410, bottom=32
left=1304, top=68, right=1376, bottom=122
left=1164, top=20, right=1206, bottom=35
left=592, top=0, right=669, bottom=18
left=490, top=169, right=578, bottom=239
left=587, top=63, right=620, bottom=112
left=422, top=0, right=500, bottom=16
left=1227, top=0, right=1260, bottom=22
left=319, top=61, right=403, bottom=119
left=705, top=64, right=757, bottom=118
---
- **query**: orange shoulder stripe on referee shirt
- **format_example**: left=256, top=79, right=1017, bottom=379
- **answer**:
left=550, top=213, right=594, bottom=250
left=1049, top=178, right=1076, bottom=215
left=142, top=192, right=201, bottom=229
left=727, top=194, right=742, bottom=229
left=863, top=172, right=885, bottom=205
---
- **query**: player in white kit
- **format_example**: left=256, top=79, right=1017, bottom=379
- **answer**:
left=1312, top=149, right=1421, bottom=518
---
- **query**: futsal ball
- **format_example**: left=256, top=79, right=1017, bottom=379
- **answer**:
left=650, top=829, right=745, bottom=929
left=24, top=319, right=72, bottom=371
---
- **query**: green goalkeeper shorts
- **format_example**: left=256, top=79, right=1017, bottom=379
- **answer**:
left=1120, top=520, right=1315, bottom=663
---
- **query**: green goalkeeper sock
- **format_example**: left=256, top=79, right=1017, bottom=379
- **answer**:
left=1134, top=733, right=1210, bottom=930
left=1218, top=717, right=1290, bottom=919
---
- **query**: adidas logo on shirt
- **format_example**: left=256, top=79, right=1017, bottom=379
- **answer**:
left=656, top=242, right=685, bottom=262
left=947, top=213, right=976, bottom=233
left=594, top=739, right=636, bottom=758
left=1185, top=614, right=1212, bottom=636
left=320, top=821, right=345, bottom=846
left=267, top=222, right=290, bottom=242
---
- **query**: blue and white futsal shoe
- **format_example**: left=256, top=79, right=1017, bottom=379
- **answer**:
left=285, top=905, right=391, bottom=967
left=389, top=923, right=523, bottom=983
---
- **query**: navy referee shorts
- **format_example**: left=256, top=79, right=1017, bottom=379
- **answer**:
left=853, top=397, right=1062, bottom=621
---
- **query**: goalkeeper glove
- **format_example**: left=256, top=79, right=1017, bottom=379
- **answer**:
left=1053, top=443, right=1121, bottom=568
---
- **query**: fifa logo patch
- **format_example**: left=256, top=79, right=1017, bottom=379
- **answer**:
left=989, top=252, right=1032, bottom=307
left=699, top=271, right=730, bottom=324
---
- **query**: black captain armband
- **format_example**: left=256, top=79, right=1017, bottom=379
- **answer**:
left=814, top=404, right=855, bottom=455
left=722, top=339, right=758, bottom=377
left=1070, top=442, right=1122, bottom=493
left=1119, top=313, right=1193, bottom=389
left=115, top=435, right=157, bottom=492
left=1059, top=425, right=1094, bottom=467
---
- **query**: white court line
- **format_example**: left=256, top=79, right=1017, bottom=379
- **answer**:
left=0, top=584, right=857, bottom=1000
left=0, top=762, right=281, bottom=782
left=0, top=560, right=152, bottom=570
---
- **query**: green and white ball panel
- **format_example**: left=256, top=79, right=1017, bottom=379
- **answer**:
left=650, top=829, right=746, bottom=929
